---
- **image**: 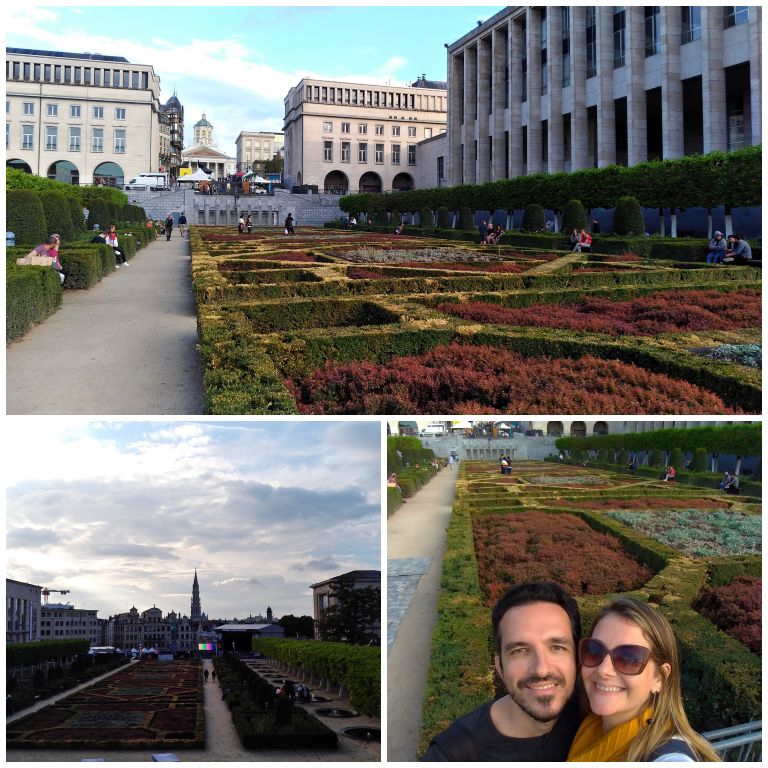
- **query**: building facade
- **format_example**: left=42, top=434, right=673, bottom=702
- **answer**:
left=6, top=47, right=165, bottom=186
left=159, top=93, right=185, bottom=181
left=40, top=603, right=101, bottom=645
left=283, top=76, right=448, bottom=193
left=235, top=130, right=285, bottom=172
left=310, top=569, right=381, bottom=641
left=181, top=112, right=236, bottom=179
left=446, top=6, right=761, bottom=185
left=6, top=579, right=42, bottom=644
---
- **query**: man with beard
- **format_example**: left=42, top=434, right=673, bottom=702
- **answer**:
left=421, top=581, right=582, bottom=761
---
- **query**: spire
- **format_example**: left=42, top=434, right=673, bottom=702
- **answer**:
left=191, top=570, right=201, bottom=622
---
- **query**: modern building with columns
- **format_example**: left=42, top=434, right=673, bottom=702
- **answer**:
left=446, top=6, right=761, bottom=186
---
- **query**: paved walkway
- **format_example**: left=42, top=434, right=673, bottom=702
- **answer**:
left=387, top=467, right=458, bottom=761
left=6, top=233, right=204, bottom=415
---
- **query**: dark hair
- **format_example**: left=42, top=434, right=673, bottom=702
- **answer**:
left=492, top=581, right=581, bottom=652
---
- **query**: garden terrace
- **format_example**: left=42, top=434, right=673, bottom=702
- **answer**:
left=190, top=228, right=761, bottom=414
left=6, top=659, right=204, bottom=750
left=419, top=459, right=761, bottom=755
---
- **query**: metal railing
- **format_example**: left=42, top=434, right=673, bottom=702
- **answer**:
left=703, top=720, right=762, bottom=762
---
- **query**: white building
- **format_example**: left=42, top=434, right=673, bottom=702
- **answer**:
left=6, top=47, right=165, bottom=186
left=235, top=130, right=284, bottom=172
left=6, top=579, right=42, bottom=644
left=283, top=75, right=447, bottom=193
left=40, top=603, right=101, bottom=646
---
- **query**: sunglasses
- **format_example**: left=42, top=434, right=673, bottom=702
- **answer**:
left=579, top=637, right=654, bottom=675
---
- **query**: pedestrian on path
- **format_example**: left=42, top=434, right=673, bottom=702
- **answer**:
left=204, top=668, right=209, bottom=682
left=212, top=669, right=217, bottom=682
left=447, top=455, right=455, bottom=470
left=178, top=212, right=187, bottom=238
left=165, top=213, right=174, bottom=241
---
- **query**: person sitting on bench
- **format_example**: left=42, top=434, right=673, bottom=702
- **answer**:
left=662, top=465, right=676, bottom=482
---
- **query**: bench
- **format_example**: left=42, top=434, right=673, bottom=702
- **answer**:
left=703, top=720, right=762, bottom=761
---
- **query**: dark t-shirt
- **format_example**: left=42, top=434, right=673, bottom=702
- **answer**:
left=421, top=695, right=581, bottom=762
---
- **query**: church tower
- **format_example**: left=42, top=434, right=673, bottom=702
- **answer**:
left=191, top=570, right=201, bottom=623
left=193, top=113, right=213, bottom=146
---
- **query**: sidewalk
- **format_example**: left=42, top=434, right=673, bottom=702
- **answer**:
left=387, top=466, right=459, bottom=761
left=6, top=233, right=204, bottom=415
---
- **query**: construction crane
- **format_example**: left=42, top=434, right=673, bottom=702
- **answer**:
left=41, top=588, right=70, bottom=605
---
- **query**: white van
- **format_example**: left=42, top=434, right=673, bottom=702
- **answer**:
left=124, top=173, right=170, bottom=191
left=420, top=424, right=446, bottom=437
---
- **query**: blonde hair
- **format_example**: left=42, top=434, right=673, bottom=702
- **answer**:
left=589, top=598, right=720, bottom=762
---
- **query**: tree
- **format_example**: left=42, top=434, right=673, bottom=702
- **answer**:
left=316, top=575, right=380, bottom=645
left=278, top=614, right=315, bottom=639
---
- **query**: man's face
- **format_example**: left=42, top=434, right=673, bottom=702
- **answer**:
left=494, top=602, right=577, bottom=724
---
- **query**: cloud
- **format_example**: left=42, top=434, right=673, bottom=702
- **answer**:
left=292, top=556, right=341, bottom=573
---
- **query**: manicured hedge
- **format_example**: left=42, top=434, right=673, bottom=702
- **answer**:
left=7, top=639, right=89, bottom=666
left=6, top=262, right=63, bottom=342
left=231, top=711, right=338, bottom=749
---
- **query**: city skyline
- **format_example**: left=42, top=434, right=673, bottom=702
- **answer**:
left=6, top=3, right=502, bottom=153
left=6, top=419, right=381, bottom=621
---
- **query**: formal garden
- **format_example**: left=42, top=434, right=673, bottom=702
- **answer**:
left=418, top=423, right=761, bottom=756
left=192, top=149, right=760, bottom=415
left=6, top=659, right=205, bottom=750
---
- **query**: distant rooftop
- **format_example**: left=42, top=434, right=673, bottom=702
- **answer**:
left=6, top=47, right=129, bottom=63
left=411, top=74, right=447, bottom=90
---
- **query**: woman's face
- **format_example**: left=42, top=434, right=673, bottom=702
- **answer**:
left=581, top=613, right=666, bottom=733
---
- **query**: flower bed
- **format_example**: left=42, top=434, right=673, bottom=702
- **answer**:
left=604, top=508, right=761, bottom=557
left=6, top=660, right=204, bottom=749
left=693, top=576, right=761, bottom=654
left=526, top=474, right=608, bottom=486
left=705, top=343, right=762, bottom=368
left=436, top=289, right=760, bottom=336
left=289, top=343, right=740, bottom=414
left=561, top=497, right=727, bottom=511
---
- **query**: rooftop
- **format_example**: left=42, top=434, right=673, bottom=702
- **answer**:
left=6, top=47, right=129, bottom=63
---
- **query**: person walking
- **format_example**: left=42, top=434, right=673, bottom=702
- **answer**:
left=164, top=213, right=174, bottom=241
left=204, top=668, right=210, bottom=682
left=284, top=213, right=295, bottom=234
left=246, top=214, right=253, bottom=234
left=178, top=212, right=187, bottom=238
left=211, top=669, right=217, bottom=683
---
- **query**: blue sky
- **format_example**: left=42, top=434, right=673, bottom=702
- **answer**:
left=6, top=419, right=381, bottom=620
left=7, top=4, right=501, bottom=153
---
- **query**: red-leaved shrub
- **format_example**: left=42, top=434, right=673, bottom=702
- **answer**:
left=693, top=576, right=761, bottom=654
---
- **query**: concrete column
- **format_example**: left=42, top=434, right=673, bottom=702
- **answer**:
left=547, top=9, right=564, bottom=174
left=463, top=45, right=478, bottom=184
left=596, top=7, right=616, bottom=166
left=448, top=52, right=464, bottom=185
left=701, top=6, right=727, bottom=152
left=570, top=7, right=589, bottom=170
left=748, top=6, right=762, bottom=145
left=660, top=7, right=684, bottom=159
left=626, top=6, right=648, bottom=165
left=509, top=19, right=524, bottom=177
left=477, top=36, right=492, bottom=183
left=526, top=7, right=542, bottom=174
left=492, top=24, right=508, bottom=179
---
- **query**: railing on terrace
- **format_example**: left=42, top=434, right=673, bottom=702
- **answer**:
left=703, top=720, right=762, bottom=761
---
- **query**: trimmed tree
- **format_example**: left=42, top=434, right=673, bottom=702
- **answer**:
left=521, top=203, right=545, bottom=232
left=7, top=190, right=47, bottom=245
left=669, top=447, right=684, bottom=471
left=458, top=206, right=474, bottom=230
left=419, top=207, right=432, bottom=229
left=692, top=447, right=708, bottom=472
left=437, top=206, right=451, bottom=228
left=40, top=190, right=75, bottom=241
left=613, top=195, right=645, bottom=235
left=561, top=198, right=587, bottom=233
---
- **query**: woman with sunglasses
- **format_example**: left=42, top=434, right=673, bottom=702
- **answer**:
left=568, top=598, right=719, bottom=761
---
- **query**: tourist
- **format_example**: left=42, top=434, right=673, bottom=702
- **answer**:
left=422, top=582, right=582, bottom=761
left=706, top=231, right=726, bottom=264
left=662, top=466, right=676, bottom=482
left=573, top=229, right=592, bottom=253
left=570, top=228, right=581, bottom=251
left=285, top=213, right=295, bottom=234
left=21, top=236, right=65, bottom=284
left=489, top=224, right=505, bottom=244
left=478, top=219, right=490, bottom=244
left=348, top=214, right=357, bottom=229
left=212, top=669, right=217, bottom=682
left=238, top=215, right=245, bottom=235
left=567, top=597, right=719, bottom=761
left=394, top=222, right=405, bottom=235
left=106, top=226, right=128, bottom=267
left=724, top=234, right=752, bottom=265
left=246, top=214, right=253, bottom=234
left=47, top=234, right=65, bottom=280
left=500, top=456, right=509, bottom=474
left=178, top=212, right=187, bottom=238
left=204, top=668, right=209, bottom=682
left=165, top=213, right=174, bottom=241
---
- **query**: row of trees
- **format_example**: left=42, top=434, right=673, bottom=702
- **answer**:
left=340, top=146, right=760, bottom=225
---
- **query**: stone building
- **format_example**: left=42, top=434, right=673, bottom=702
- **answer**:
left=39, top=603, right=101, bottom=645
left=159, top=93, right=185, bottom=181
left=5, top=47, right=166, bottom=186
left=310, top=569, right=381, bottom=642
left=181, top=112, right=236, bottom=179
left=6, top=579, right=42, bottom=644
left=235, top=130, right=284, bottom=173
left=283, top=76, right=447, bottom=193
left=445, top=6, right=761, bottom=185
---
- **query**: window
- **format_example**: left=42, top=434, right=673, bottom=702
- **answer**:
left=92, top=127, right=104, bottom=152
left=323, top=140, right=333, bottom=161
left=586, top=7, right=597, bottom=77
left=408, top=145, right=416, bottom=165
left=723, top=6, right=748, bottom=28
left=408, top=126, right=417, bottom=137
left=358, top=142, right=367, bottom=162
left=64, top=66, right=72, bottom=83
left=5, top=101, right=9, bottom=114
left=323, top=121, right=333, bottom=132
left=70, top=105, right=81, bottom=118
left=562, top=7, right=571, bottom=86
left=437, top=155, right=445, bottom=182
left=69, top=127, right=81, bottom=151
left=6, top=123, right=9, bottom=149
left=23, top=62, right=31, bottom=80
left=93, top=68, right=101, bottom=86
left=425, top=127, right=433, bottom=138
left=341, top=122, right=350, bottom=133
left=645, top=6, right=661, bottom=56
left=45, top=126, right=57, bottom=150
left=341, top=141, right=351, bottom=162
left=54, top=65, right=62, bottom=82
left=358, top=123, right=368, bottom=134
left=375, top=124, right=384, bottom=135
left=392, top=144, right=401, bottom=164
left=44, top=64, right=51, bottom=81
left=47, top=103, right=58, bottom=117
left=34, top=63, right=41, bottom=80
left=375, top=143, right=384, bottom=163
left=22, top=125, right=33, bottom=149
left=521, top=16, right=527, bottom=101
left=104, top=69, right=111, bottom=86
left=681, top=7, right=701, bottom=43
left=392, top=125, right=401, bottom=137
left=93, top=106, right=104, bottom=119
left=614, top=7, right=626, bottom=68
left=23, top=102, right=34, bottom=115
left=115, top=108, right=126, bottom=120
left=540, top=8, right=548, bottom=95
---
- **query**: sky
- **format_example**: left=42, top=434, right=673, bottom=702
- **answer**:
left=5, top=3, right=502, bottom=154
left=5, top=419, right=382, bottom=621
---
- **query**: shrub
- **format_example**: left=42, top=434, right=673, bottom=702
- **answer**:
left=39, top=190, right=75, bottom=241
left=419, top=207, right=432, bottom=228
left=521, top=204, right=545, bottom=232
left=649, top=449, right=664, bottom=468
left=693, top=576, right=760, bottom=654
left=87, top=200, right=110, bottom=231
left=613, top=196, right=645, bottom=235
left=669, top=447, right=683, bottom=470
left=437, top=207, right=451, bottom=228
left=68, top=197, right=87, bottom=234
left=273, top=697, right=293, bottom=726
left=59, top=249, right=103, bottom=289
left=6, top=264, right=63, bottom=342
left=7, top=190, right=47, bottom=245
left=561, top=199, right=587, bottom=233
left=692, top=447, right=708, bottom=472
left=458, top=207, right=474, bottom=230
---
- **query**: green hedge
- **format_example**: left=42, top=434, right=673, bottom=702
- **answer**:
left=6, top=262, right=63, bottom=342
left=387, top=486, right=403, bottom=516
left=231, top=710, right=338, bottom=749
left=251, top=639, right=380, bottom=718
left=59, top=248, right=103, bottom=289
left=7, top=639, right=89, bottom=666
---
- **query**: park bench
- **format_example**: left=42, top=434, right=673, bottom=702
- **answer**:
left=703, top=720, right=762, bottom=761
